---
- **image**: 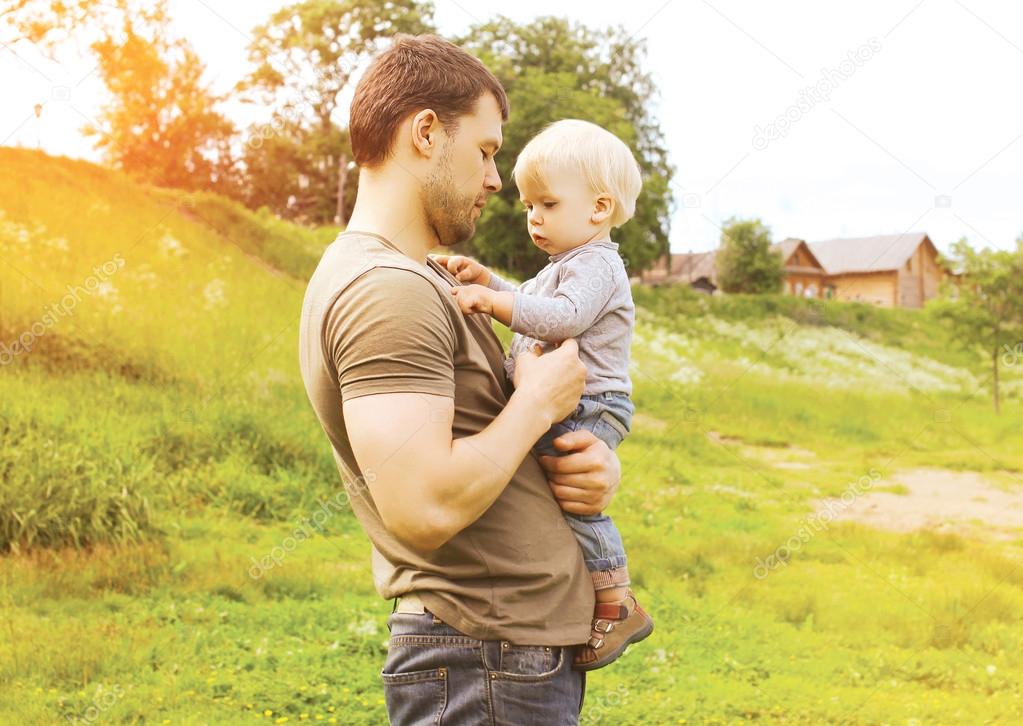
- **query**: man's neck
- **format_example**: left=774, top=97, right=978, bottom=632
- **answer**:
left=344, top=168, right=438, bottom=265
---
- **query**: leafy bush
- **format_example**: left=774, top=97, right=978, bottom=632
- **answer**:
left=0, top=417, right=154, bottom=553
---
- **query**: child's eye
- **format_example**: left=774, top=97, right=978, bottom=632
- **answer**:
left=543, top=202, right=557, bottom=209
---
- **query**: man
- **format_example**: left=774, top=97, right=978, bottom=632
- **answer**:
left=299, top=34, right=622, bottom=724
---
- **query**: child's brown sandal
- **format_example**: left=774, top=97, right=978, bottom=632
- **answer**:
left=573, top=590, right=654, bottom=671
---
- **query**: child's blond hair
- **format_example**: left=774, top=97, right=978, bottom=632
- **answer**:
left=513, top=119, right=643, bottom=229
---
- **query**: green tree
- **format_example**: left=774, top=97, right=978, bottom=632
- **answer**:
left=3, top=1, right=236, bottom=192
left=931, top=237, right=1023, bottom=413
left=3, top=1, right=235, bottom=191
left=715, top=217, right=784, bottom=294
left=457, top=16, right=674, bottom=278
left=83, top=2, right=236, bottom=192
left=237, top=0, right=434, bottom=223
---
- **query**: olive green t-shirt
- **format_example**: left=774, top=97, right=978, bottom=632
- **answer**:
left=298, top=231, right=594, bottom=645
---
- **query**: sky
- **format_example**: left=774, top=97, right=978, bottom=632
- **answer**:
left=2, top=0, right=1021, bottom=254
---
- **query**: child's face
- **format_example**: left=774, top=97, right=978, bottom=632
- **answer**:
left=517, top=168, right=605, bottom=256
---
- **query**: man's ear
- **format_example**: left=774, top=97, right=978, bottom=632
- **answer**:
left=410, top=109, right=440, bottom=159
left=591, top=194, right=615, bottom=225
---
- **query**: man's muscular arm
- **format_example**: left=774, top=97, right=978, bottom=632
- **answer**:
left=345, top=342, right=585, bottom=553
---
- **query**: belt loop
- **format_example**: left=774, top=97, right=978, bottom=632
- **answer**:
left=391, top=597, right=398, bottom=614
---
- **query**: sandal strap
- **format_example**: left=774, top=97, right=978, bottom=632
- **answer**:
left=594, top=602, right=629, bottom=620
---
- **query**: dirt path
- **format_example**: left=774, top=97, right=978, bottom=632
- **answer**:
left=704, top=431, right=1023, bottom=540
left=816, top=468, right=1023, bottom=541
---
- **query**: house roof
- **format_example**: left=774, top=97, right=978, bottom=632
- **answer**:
left=773, top=238, right=802, bottom=262
left=807, top=233, right=932, bottom=275
left=773, top=238, right=825, bottom=271
left=668, top=250, right=718, bottom=282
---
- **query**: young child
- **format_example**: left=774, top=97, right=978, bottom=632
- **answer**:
left=439, top=119, right=653, bottom=671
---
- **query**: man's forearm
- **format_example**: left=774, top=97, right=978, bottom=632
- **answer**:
left=430, top=386, right=552, bottom=539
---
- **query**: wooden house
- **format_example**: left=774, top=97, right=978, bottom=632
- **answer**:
left=639, top=240, right=827, bottom=297
left=642, top=232, right=949, bottom=308
left=640, top=250, right=719, bottom=293
left=805, top=232, right=947, bottom=308
left=773, top=238, right=828, bottom=298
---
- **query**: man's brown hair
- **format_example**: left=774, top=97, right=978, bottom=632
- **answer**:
left=349, top=34, right=510, bottom=168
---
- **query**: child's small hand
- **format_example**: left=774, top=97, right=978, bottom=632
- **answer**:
left=431, top=254, right=490, bottom=285
left=450, top=284, right=495, bottom=315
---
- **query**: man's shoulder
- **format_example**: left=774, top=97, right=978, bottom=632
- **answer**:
left=306, top=234, right=443, bottom=313
left=315, top=232, right=426, bottom=281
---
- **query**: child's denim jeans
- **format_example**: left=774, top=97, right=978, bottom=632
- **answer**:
left=534, top=392, right=633, bottom=576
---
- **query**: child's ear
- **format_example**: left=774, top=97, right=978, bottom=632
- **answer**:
left=591, top=194, right=614, bottom=225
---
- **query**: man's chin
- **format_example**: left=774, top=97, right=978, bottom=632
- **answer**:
left=438, top=221, right=476, bottom=247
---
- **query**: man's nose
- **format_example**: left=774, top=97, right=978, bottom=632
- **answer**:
left=484, top=161, right=501, bottom=193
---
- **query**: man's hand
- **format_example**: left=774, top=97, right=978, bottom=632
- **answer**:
left=431, top=254, right=491, bottom=286
left=513, top=339, right=586, bottom=428
left=450, top=284, right=496, bottom=315
left=539, top=430, right=621, bottom=516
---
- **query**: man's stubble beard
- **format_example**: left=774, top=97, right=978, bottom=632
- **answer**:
left=421, top=141, right=478, bottom=247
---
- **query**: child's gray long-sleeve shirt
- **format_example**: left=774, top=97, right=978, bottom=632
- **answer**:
left=486, top=238, right=634, bottom=396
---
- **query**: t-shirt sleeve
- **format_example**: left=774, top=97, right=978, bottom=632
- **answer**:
left=324, top=266, right=456, bottom=402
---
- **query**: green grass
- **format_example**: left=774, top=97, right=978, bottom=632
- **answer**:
left=2, top=148, right=1023, bottom=724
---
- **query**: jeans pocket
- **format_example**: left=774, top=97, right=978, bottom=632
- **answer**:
left=380, top=666, right=448, bottom=725
left=493, top=644, right=564, bottom=682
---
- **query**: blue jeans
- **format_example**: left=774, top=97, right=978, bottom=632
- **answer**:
left=381, top=610, right=586, bottom=724
left=534, top=392, right=633, bottom=574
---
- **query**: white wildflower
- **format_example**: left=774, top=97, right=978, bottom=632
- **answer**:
left=203, top=278, right=226, bottom=308
left=158, top=232, right=185, bottom=257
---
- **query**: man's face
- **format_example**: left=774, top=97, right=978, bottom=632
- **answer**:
left=421, top=94, right=503, bottom=247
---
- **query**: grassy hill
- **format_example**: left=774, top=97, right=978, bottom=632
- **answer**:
left=2, top=147, right=1022, bottom=724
